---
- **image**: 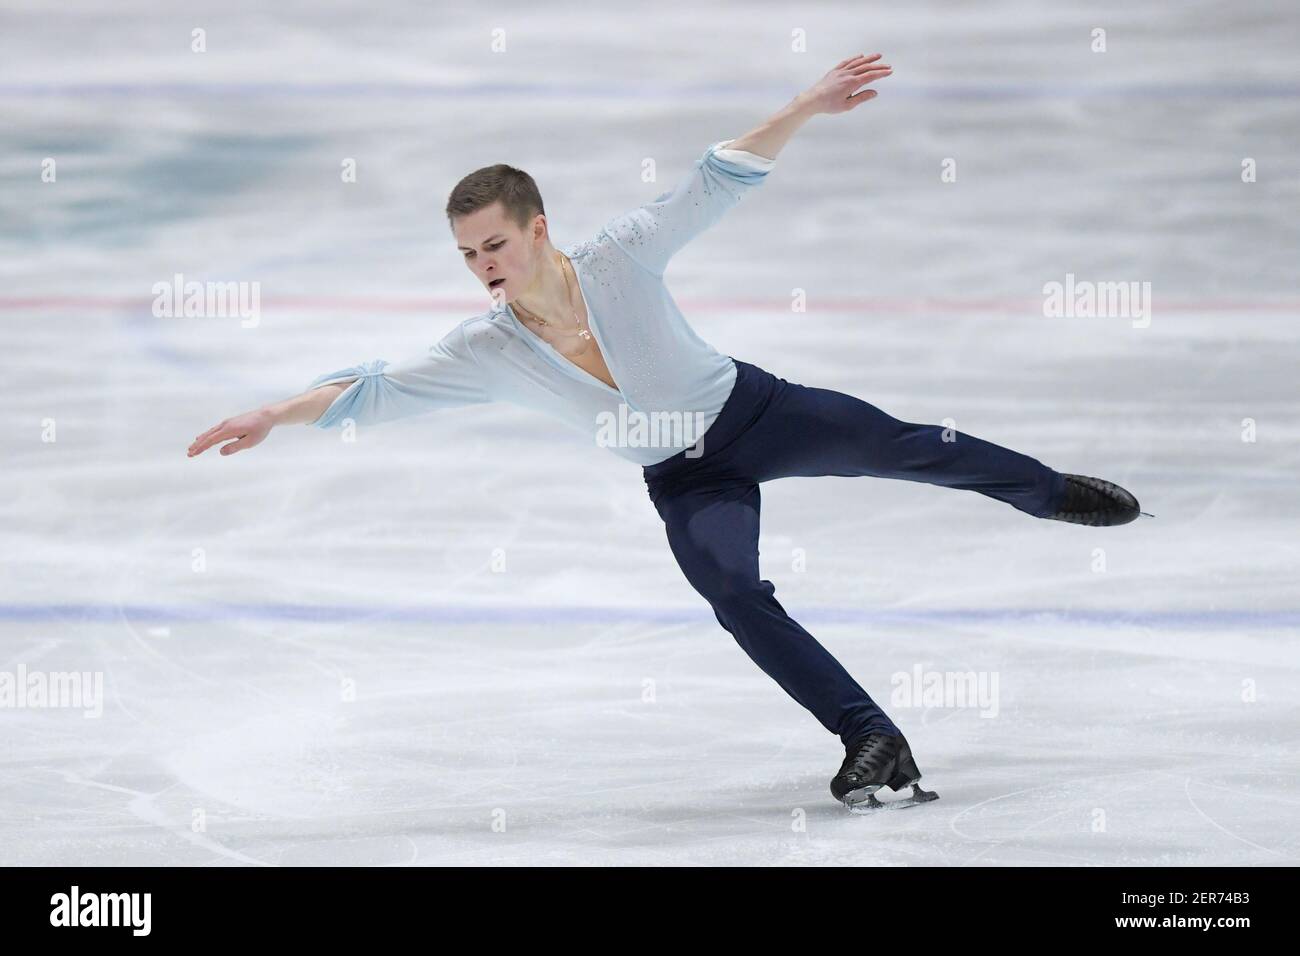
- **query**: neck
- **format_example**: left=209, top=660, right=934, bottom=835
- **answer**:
left=510, top=245, right=569, bottom=318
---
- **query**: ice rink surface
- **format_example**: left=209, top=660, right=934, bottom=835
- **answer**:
left=2, top=1, right=1298, bottom=865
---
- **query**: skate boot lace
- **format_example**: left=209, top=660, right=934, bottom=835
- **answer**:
left=839, top=733, right=893, bottom=779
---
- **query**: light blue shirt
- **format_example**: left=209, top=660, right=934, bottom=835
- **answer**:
left=306, top=139, right=776, bottom=466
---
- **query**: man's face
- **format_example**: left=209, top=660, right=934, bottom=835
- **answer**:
left=454, top=202, right=542, bottom=304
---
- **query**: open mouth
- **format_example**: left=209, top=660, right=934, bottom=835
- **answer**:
left=488, top=277, right=506, bottom=289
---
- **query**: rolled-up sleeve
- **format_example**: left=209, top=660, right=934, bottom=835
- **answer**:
left=601, top=139, right=775, bottom=276
left=307, top=322, right=493, bottom=429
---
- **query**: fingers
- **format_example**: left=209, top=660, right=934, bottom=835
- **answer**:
left=188, top=424, right=231, bottom=457
left=218, top=435, right=250, bottom=455
left=840, top=52, right=883, bottom=69
left=853, top=62, right=891, bottom=76
left=189, top=421, right=224, bottom=451
left=851, top=66, right=892, bottom=86
left=194, top=423, right=222, bottom=444
left=845, top=63, right=892, bottom=102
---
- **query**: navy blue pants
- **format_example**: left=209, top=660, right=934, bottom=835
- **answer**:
left=643, top=358, right=1067, bottom=745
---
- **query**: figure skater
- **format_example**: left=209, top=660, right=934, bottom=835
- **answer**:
left=188, top=54, right=1142, bottom=811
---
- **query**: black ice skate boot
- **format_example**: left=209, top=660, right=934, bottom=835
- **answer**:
left=1046, top=474, right=1142, bottom=527
left=830, top=732, right=939, bottom=812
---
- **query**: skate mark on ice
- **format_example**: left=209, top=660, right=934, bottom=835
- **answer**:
left=948, top=770, right=1157, bottom=866
left=1181, top=776, right=1297, bottom=861
left=52, top=768, right=275, bottom=867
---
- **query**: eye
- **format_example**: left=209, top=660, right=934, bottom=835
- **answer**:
left=463, top=241, right=505, bottom=259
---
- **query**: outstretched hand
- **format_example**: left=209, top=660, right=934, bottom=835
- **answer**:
left=187, top=409, right=273, bottom=458
left=802, top=53, right=893, bottom=114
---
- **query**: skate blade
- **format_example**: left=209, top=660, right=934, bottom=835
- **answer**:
left=843, top=783, right=939, bottom=814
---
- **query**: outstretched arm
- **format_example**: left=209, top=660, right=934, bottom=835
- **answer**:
left=187, top=384, right=346, bottom=458
left=728, top=53, right=892, bottom=160
left=601, top=53, right=892, bottom=275
left=187, top=322, right=493, bottom=458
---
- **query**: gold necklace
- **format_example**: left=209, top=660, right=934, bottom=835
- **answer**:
left=512, top=252, right=593, bottom=341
